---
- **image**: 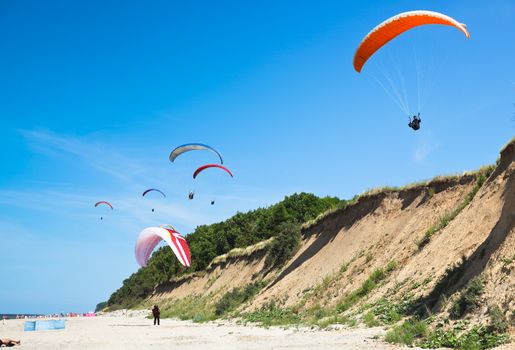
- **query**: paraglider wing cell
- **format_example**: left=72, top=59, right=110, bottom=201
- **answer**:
left=94, top=201, right=113, bottom=209
left=135, top=227, right=191, bottom=267
left=169, top=143, right=224, bottom=164
left=142, top=189, right=166, bottom=197
left=193, top=164, right=233, bottom=179
left=160, top=224, right=177, bottom=231
left=134, top=229, right=162, bottom=267
left=167, top=229, right=191, bottom=267
left=353, top=10, right=470, bottom=73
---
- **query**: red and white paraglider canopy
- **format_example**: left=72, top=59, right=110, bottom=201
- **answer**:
left=135, top=227, right=191, bottom=267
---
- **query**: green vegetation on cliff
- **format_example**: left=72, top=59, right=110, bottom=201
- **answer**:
left=107, top=193, right=342, bottom=309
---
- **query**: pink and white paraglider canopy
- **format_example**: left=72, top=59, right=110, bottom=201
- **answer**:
left=135, top=227, right=191, bottom=267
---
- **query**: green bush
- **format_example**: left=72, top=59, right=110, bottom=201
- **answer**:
left=457, top=327, right=510, bottom=349
left=413, top=256, right=468, bottom=317
left=215, top=281, right=266, bottom=316
left=264, top=222, right=301, bottom=269
left=242, top=302, right=301, bottom=326
left=385, top=319, right=428, bottom=346
left=421, top=326, right=510, bottom=349
left=336, top=261, right=397, bottom=313
left=449, top=276, right=485, bottom=319
left=487, top=305, right=508, bottom=334
left=192, top=313, right=210, bottom=323
left=363, top=312, right=380, bottom=327
left=95, top=301, right=108, bottom=312
left=422, top=327, right=461, bottom=348
left=160, top=296, right=215, bottom=322
left=371, top=298, right=414, bottom=325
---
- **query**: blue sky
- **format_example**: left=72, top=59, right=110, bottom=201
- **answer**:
left=0, top=0, right=513, bottom=314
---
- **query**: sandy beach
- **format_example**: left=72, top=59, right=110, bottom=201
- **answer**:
left=1, top=315, right=418, bottom=350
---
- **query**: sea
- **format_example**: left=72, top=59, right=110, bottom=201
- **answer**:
left=1, top=314, right=43, bottom=319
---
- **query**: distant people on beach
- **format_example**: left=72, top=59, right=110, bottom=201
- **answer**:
left=152, top=305, right=160, bottom=326
left=0, top=337, right=21, bottom=347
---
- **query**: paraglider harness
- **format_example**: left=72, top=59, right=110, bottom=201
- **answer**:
left=188, top=191, right=194, bottom=200
left=408, top=113, right=421, bottom=131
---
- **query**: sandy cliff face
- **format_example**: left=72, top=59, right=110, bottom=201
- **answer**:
left=150, top=239, right=271, bottom=303
left=148, top=139, right=514, bottom=333
left=251, top=175, right=478, bottom=309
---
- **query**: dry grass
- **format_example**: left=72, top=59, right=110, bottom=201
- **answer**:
left=302, top=196, right=359, bottom=229
left=499, top=137, right=515, bottom=154
left=208, top=238, right=274, bottom=267
left=302, top=164, right=494, bottom=231
left=166, top=271, right=206, bottom=284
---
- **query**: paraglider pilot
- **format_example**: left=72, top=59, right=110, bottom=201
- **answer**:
left=152, top=305, right=160, bottom=326
left=188, top=191, right=194, bottom=200
left=408, top=113, right=421, bottom=131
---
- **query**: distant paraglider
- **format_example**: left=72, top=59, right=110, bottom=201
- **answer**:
left=94, top=201, right=113, bottom=220
left=142, top=189, right=166, bottom=198
left=142, top=189, right=166, bottom=212
left=135, top=227, right=191, bottom=267
left=169, top=143, right=224, bottom=164
left=191, top=164, right=232, bottom=204
left=193, top=164, right=233, bottom=179
left=95, top=201, right=113, bottom=209
left=188, top=191, right=195, bottom=200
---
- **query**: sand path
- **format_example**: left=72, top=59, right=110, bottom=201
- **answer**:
left=0, top=316, right=421, bottom=349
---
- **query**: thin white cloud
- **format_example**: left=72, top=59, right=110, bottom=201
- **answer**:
left=0, top=188, right=214, bottom=232
left=413, top=134, right=440, bottom=164
left=0, top=189, right=94, bottom=216
left=21, top=129, right=154, bottom=185
left=9, top=129, right=288, bottom=233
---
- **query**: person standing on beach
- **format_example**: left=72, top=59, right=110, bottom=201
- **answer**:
left=152, top=305, right=160, bottom=326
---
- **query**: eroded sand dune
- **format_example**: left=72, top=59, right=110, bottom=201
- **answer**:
left=146, top=139, right=514, bottom=339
